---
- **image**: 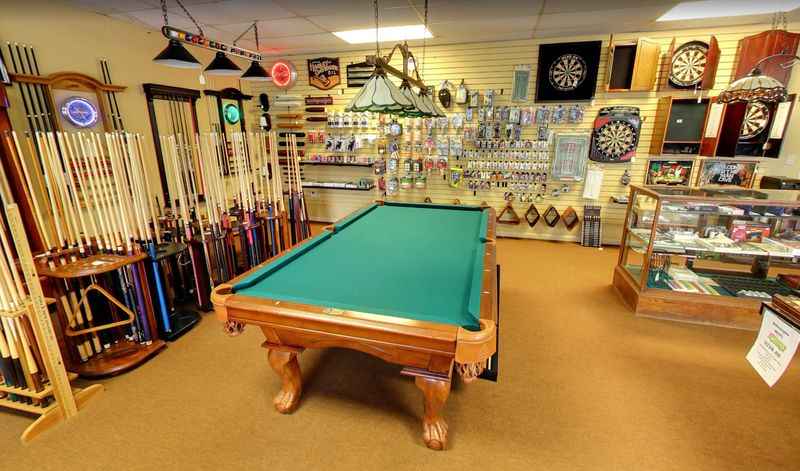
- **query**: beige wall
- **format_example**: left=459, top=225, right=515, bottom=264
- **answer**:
left=2, top=0, right=799, bottom=243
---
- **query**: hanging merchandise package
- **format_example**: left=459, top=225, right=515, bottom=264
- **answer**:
left=456, top=79, right=468, bottom=104
left=582, top=166, right=604, bottom=200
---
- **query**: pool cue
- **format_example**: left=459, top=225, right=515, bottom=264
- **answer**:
left=0, top=188, right=39, bottom=399
left=191, top=133, right=218, bottom=287
left=58, top=132, right=113, bottom=347
left=187, top=133, right=215, bottom=292
left=255, top=132, right=275, bottom=257
left=198, top=134, right=225, bottom=283
left=51, top=132, right=105, bottom=353
left=290, top=134, right=309, bottom=240
left=17, top=131, right=86, bottom=363
left=166, top=136, right=205, bottom=308
left=83, top=133, right=140, bottom=341
left=106, top=133, right=152, bottom=342
left=97, top=133, right=150, bottom=341
left=210, top=132, right=236, bottom=277
left=130, top=135, right=171, bottom=333
left=204, top=133, right=232, bottom=281
left=35, top=132, right=95, bottom=359
left=236, top=133, right=257, bottom=266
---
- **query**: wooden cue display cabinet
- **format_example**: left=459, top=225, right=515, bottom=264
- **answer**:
left=614, top=185, right=800, bottom=330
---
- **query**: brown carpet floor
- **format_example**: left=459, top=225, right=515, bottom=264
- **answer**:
left=3, top=239, right=799, bottom=470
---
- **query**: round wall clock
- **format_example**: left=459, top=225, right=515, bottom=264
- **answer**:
left=549, top=53, right=587, bottom=91
left=595, top=120, right=638, bottom=161
left=60, top=97, right=99, bottom=128
left=669, top=41, right=709, bottom=88
left=271, top=60, right=298, bottom=89
left=739, top=101, right=770, bottom=140
left=223, top=104, right=241, bottom=124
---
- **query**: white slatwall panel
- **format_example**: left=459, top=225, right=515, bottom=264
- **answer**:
left=243, top=23, right=800, bottom=244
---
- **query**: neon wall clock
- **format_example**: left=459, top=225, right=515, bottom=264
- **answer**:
left=223, top=104, right=241, bottom=124
left=271, top=60, right=298, bottom=89
left=60, top=97, right=99, bottom=128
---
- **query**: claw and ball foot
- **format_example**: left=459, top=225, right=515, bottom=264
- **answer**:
left=267, top=349, right=302, bottom=413
left=415, top=376, right=451, bottom=450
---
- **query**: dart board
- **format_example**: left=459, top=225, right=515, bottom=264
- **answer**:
left=549, top=54, right=587, bottom=91
left=536, top=41, right=602, bottom=101
left=739, top=101, right=770, bottom=140
left=669, top=41, right=709, bottom=88
left=590, top=107, right=641, bottom=163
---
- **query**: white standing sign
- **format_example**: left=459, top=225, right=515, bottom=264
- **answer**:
left=746, top=307, right=800, bottom=387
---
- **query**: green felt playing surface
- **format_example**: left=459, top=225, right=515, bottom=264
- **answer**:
left=232, top=202, right=489, bottom=330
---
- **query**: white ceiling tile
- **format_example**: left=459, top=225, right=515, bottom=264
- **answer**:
left=71, top=0, right=159, bottom=14
left=169, top=0, right=295, bottom=25
left=306, top=7, right=421, bottom=31
left=271, top=0, right=411, bottom=17
left=216, top=18, right=325, bottom=38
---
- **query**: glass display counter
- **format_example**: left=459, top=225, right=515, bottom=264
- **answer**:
left=613, top=185, right=800, bottom=329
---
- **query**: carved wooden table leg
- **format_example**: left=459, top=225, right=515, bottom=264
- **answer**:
left=414, top=376, right=451, bottom=450
left=267, top=349, right=302, bottom=413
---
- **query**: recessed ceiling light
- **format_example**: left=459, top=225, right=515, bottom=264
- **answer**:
left=333, top=25, right=433, bottom=44
left=657, top=0, right=800, bottom=21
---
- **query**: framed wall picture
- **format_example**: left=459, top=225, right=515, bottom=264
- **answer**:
left=535, top=41, right=602, bottom=102
left=645, top=159, right=694, bottom=186
left=511, top=64, right=531, bottom=102
left=696, top=160, right=757, bottom=188
left=0, top=48, right=10, bottom=85
left=551, top=133, right=590, bottom=181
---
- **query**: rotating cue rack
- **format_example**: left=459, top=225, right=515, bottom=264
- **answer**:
left=3, top=130, right=166, bottom=377
left=0, top=162, right=102, bottom=442
left=159, top=130, right=296, bottom=288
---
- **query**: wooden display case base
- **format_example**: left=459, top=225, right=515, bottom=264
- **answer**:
left=613, top=265, right=761, bottom=330
left=74, top=340, right=167, bottom=378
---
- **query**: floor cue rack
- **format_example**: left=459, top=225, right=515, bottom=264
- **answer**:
left=0, top=201, right=103, bottom=442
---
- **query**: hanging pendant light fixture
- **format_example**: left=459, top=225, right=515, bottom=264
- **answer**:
left=153, top=0, right=200, bottom=68
left=718, top=53, right=799, bottom=104
left=205, top=51, right=242, bottom=76
left=346, top=67, right=414, bottom=113
left=239, top=21, right=272, bottom=81
left=345, top=0, right=415, bottom=115
left=398, top=80, right=429, bottom=117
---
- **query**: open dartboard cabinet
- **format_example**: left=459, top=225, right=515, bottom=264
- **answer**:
left=700, top=95, right=796, bottom=158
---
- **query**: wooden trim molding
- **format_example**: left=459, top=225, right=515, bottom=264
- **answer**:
left=11, top=72, right=125, bottom=92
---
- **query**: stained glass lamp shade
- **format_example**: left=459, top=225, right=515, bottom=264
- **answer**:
left=398, top=80, right=429, bottom=117
left=718, top=54, right=799, bottom=104
left=418, top=88, right=445, bottom=117
left=345, top=69, right=414, bottom=114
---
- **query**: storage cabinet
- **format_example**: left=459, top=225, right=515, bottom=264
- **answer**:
left=606, top=38, right=661, bottom=92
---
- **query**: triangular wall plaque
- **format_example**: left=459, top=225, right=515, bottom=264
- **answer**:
left=497, top=202, right=521, bottom=225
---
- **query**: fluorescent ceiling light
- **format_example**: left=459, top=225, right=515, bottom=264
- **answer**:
left=333, top=25, right=433, bottom=44
left=658, top=0, right=800, bottom=21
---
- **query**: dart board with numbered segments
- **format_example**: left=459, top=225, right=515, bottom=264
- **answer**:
left=590, top=107, right=642, bottom=163
left=669, top=41, right=709, bottom=88
left=739, top=101, right=770, bottom=140
left=536, top=41, right=602, bottom=101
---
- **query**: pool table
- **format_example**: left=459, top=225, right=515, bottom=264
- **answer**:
left=211, top=201, right=498, bottom=450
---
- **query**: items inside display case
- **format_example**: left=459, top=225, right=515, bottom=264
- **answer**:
left=616, top=185, right=800, bottom=328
